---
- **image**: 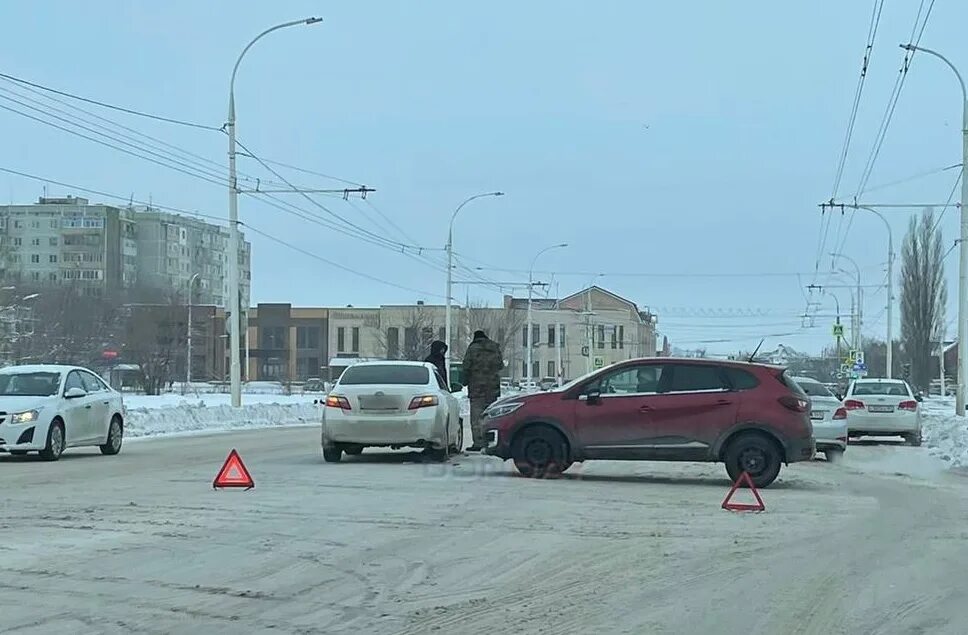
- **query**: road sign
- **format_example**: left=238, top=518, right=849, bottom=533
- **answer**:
left=593, top=356, right=604, bottom=369
left=213, top=449, right=254, bottom=490
left=840, top=363, right=850, bottom=374
left=581, top=346, right=589, bottom=357
left=832, top=323, right=844, bottom=337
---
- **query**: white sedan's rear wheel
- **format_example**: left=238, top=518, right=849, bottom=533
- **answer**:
left=449, top=417, right=464, bottom=454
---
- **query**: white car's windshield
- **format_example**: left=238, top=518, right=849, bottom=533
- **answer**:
left=340, top=365, right=429, bottom=385
left=796, top=378, right=834, bottom=397
left=0, top=372, right=61, bottom=397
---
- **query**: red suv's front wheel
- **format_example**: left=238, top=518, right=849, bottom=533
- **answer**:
left=723, top=433, right=783, bottom=488
left=512, top=426, right=571, bottom=478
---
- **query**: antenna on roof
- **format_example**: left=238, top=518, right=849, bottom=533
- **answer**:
left=747, top=338, right=765, bottom=363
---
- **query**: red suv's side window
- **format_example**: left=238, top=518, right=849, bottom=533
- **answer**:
left=665, top=364, right=728, bottom=392
left=589, top=364, right=666, bottom=395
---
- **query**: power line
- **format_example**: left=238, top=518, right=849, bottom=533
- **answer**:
left=0, top=70, right=220, bottom=131
left=235, top=153, right=364, bottom=187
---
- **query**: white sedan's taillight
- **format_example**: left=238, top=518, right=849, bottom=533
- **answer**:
left=325, top=395, right=352, bottom=410
left=832, top=407, right=848, bottom=420
left=898, top=400, right=918, bottom=411
left=408, top=395, right=439, bottom=410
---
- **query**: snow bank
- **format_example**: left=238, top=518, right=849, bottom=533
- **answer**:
left=921, top=397, right=968, bottom=467
left=122, top=394, right=321, bottom=439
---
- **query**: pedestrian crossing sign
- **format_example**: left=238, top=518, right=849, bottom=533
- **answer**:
left=832, top=323, right=844, bottom=337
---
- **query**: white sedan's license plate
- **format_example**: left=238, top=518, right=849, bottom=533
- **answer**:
left=868, top=405, right=894, bottom=413
left=810, top=411, right=826, bottom=420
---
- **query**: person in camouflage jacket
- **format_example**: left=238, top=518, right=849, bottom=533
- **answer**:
left=462, top=330, right=504, bottom=451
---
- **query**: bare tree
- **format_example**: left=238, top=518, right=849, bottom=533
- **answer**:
left=375, top=306, right=440, bottom=361
left=122, top=294, right=183, bottom=395
left=452, top=301, right=524, bottom=361
left=900, top=208, right=947, bottom=392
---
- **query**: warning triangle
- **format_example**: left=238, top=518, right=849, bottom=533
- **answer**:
left=721, top=471, right=765, bottom=512
left=213, top=449, right=255, bottom=490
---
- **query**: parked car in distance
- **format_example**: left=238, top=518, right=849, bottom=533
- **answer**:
left=500, top=378, right=512, bottom=390
left=518, top=380, right=539, bottom=392
left=792, top=376, right=846, bottom=462
left=539, top=377, right=557, bottom=391
left=483, top=358, right=815, bottom=488
left=320, top=361, right=463, bottom=462
left=302, top=378, right=327, bottom=394
left=842, top=378, right=923, bottom=445
left=0, top=364, right=125, bottom=461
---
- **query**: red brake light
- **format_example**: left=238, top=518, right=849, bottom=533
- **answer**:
left=408, top=395, right=439, bottom=410
left=833, top=407, right=848, bottom=420
left=778, top=395, right=809, bottom=412
left=843, top=399, right=865, bottom=410
left=898, top=400, right=918, bottom=411
left=325, top=395, right=352, bottom=410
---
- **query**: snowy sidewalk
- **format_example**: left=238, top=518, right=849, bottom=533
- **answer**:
left=921, top=396, right=968, bottom=467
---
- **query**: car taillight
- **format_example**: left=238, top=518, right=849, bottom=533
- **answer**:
left=898, top=400, right=918, bottom=411
left=843, top=399, right=865, bottom=410
left=778, top=395, right=809, bottom=412
left=325, top=395, right=352, bottom=410
left=832, top=407, right=848, bottom=420
left=408, top=395, right=439, bottom=410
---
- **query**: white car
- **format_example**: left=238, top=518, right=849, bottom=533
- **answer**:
left=321, top=361, right=462, bottom=462
left=842, top=378, right=923, bottom=445
left=0, top=364, right=125, bottom=461
left=793, top=376, right=847, bottom=462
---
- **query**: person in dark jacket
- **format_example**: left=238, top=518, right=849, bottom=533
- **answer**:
left=462, top=330, right=504, bottom=451
left=425, top=340, right=448, bottom=387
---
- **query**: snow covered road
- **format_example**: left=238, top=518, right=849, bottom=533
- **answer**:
left=2, top=428, right=968, bottom=634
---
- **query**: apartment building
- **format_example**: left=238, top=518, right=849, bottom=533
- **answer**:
left=0, top=197, right=250, bottom=307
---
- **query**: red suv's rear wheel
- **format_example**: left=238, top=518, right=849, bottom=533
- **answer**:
left=724, top=433, right=782, bottom=488
left=512, top=426, right=569, bottom=478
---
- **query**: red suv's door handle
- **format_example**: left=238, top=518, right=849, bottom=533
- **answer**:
left=638, top=405, right=653, bottom=412
left=715, top=399, right=733, bottom=406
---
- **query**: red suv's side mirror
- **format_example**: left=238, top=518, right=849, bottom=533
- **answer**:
left=582, top=389, right=601, bottom=405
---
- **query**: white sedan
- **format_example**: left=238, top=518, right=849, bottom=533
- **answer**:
left=0, top=364, right=125, bottom=460
left=793, top=376, right=847, bottom=462
left=842, top=378, right=923, bottom=445
left=320, top=361, right=463, bottom=462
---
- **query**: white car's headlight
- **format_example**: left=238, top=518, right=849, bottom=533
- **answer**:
left=11, top=409, right=39, bottom=424
left=485, top=402, right=523, bottom=419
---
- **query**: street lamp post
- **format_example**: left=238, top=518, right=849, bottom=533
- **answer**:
left=444, top=192, right=504, bottom=384
left=901, top=42, right=968, bottom=414
left=831, top=253, right=862, bottom=350
left=526, top=243, right=568, bottom=388
left=226, top=17, right=321, bottom=408
left=853, top=206, right=894, bottom=377
left=186, top=273, right=201, bottom=392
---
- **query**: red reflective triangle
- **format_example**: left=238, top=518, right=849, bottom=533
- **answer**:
left=721, top=471, right=765, bottom=512
left=213, top=449, right=255, bottom=490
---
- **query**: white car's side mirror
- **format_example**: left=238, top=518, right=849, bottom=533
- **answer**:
left=64, top=387, right=87, bottom=399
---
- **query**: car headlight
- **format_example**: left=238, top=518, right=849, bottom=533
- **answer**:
left=484, top=402, right=523, bottom=419
left=11, top=409, right=39, bottom=424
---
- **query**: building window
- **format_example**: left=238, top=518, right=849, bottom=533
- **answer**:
left=48, top=272, right=57, bottom=282
left=296, top=357, right=320, bottom=380
left=522, top=361, right=528, bottom=377
left=352, top=327, right=360, bottom=353
left=560, top=325, right=566, bottom=348
left=611, top=326, right=617, bottom=349
left=49, top=237, right=58, bottom=246
left=548, top=325, right=556, bottom=347
left=548, top=361, right=556, bottom=378
left=261, top=326, right=285, bottom=350
left=522, top=325, right=529, bottom=347
left=49, top=254, right=57, bottom=263
left=13, top=220, right=22, bottom=229
left=50, top=219, right=59, bottom=229
left=30, top=221, right=40, bottom=229
left=31, top=272, right=40, bottom=281
left=296, top=326, right=320, bottom=349
left=619, top=325, right=625, bottom=349
left=387, top=327, right=400, bottom=359
left=30, top=254, right=39, bottom=264
left=337, top=327, right=346, bottom=353
left=404, top=327, right=417, bottom=358
left=532, top=361, right=540, bottom=379
left=31, top=238, right=40, bottom=247
left=597, top=325, right=605, bottom=349
left=12, top=237, right=21, bottom=246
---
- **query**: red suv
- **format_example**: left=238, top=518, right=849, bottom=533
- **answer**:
left=482, top=358, right=814, bottom=487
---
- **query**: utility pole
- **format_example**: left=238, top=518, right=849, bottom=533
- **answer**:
left=444, top=192, right=504, bottom=383
left=821, top=203, right=894, bottom=377
left=186, top=273, right=200, bottom=393
left=226, top=17, right=321, bottom=408
left=900, top=42, right=968, bottom=414
left=526, top=243, right=567, bottom=388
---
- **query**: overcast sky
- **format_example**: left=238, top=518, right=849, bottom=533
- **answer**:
left=1, top=1, right=965, bottom=354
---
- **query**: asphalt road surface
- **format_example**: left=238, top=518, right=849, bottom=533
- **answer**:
left=2, top=427, right=968, bottom=634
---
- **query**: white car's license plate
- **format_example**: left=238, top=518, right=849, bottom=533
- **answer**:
left=868, top=405, right=894, bottom=413
left=810, top=411, right=826, bottom=420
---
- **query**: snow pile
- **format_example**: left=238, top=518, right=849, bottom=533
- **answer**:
left=122, top=393, right=321, bottom=438
left=921, top=397, right=968, bottom=467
